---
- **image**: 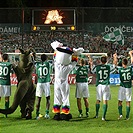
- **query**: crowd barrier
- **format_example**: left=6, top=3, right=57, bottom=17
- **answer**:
left=10, top=73, right=120, bottom=85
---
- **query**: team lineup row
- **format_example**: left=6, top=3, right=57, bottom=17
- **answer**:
left=0, top=45, right=132, bottom=121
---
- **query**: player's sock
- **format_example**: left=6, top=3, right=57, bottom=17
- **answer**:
left=45, top=110, right=50, bottom=118
left=78, top=109, right=82, bottom=114
left=86, top=108, right=89, bottom=117
left=36, top=111, right=40, bottom=117
left=45, top=110, right=49, bottom=115
left=118, top=105, right=122, bottom=116
left=5, top=101, right=9, bottom=109
left=5, top=101, right=9, bottom=117
left=126, top=106, right=130, bottom=119
left=96, top=104, right=100, bottom=117
left=102, top=104, right=107, bottom=118
left=86, top=108, right=89, bottom=113
left=78, top=109, right=83, bottom=117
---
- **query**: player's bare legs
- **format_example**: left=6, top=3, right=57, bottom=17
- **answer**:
left=77, top=98, right=83, bottom=117
left=5, top=97, right=9, bottom=109
left=126, top=101, right=130, bottom=120
left=5, top=96, right=9, bottom=117
left=36, top=97, right=41, bottom=119
left=83, top=97, right=89, bottom=117
left=94, top=100, right=100, bottom=118
left=102, top=100, right=108, bottom=120
left=118, top=100, right=123, bottom=120
left=45, top=96, right=50, bottom=118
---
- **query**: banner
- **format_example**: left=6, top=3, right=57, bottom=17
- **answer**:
left=110, top=74, right=120, bottom=85
left=103, top=28, right=124, bottom=45
left=10, top=73, right=37, bottom=85
left=10, top=73, right=96, bottom=85
left=10, top=73, right=120, bottom=85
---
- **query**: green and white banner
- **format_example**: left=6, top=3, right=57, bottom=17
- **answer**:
left=103, top=28, right=124, bottom=45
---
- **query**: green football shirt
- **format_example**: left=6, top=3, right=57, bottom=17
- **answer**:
left=95, top=64, right=110, bottom=86
left=0, top=62, right=12, bottom=85
left=76, top=65, right=89, bottom=82
left=36, top=61, right=51, bottom=83
left=118, top=66, right=132, bottom=88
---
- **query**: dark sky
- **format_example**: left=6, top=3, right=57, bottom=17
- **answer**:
left=0, top=0, right=133, bottom=8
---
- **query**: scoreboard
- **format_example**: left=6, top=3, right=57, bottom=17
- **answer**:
left=32, top=9, right=76, bottom=31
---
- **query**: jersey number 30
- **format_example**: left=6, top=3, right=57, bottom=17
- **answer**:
left=0, top=66, right=9, bottom=76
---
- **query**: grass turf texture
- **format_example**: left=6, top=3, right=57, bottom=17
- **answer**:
left=0, top=85, right=132, bottom=133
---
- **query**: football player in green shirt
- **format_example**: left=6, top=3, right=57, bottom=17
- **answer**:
left=35, top=54, right=51, bottom=120
left=92, top=53, right=117, bottom=121
left=0, top=54, right=12, bottom=117
left=117, top=51, right=133, bottom=120
left=75, top=58, right=90, bottom=118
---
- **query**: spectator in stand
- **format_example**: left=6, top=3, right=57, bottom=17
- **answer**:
left=0, top=31, right=132, bottom=57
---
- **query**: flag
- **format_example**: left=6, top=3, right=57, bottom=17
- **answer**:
left=103, top=28, right=124, bottom=45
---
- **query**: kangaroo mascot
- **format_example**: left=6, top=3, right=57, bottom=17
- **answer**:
left=51, top=41, right=84, bottom=121
left=0, top=48, right=36, bottom=120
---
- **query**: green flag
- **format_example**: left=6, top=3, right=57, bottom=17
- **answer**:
left=103, top=28, right=124, bottom=45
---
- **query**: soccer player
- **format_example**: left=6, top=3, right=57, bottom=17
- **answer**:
left=75, top=58, right=90, bottom=118
left=117, top=51, right=133, bottom=120
left=35, top=54, right=51, bottom=119
left=0, top=54, right=12, bottom=117
left=91, top=53, right=117, bottom=121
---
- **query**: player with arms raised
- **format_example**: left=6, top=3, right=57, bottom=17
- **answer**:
left=75, top=58, right=90, bottom=118
left=0, top=54, right=12, bottom=117
left=35, top=54, right=51, bottom=119
left=116, top=51, right=133, bottom=120
left=91, top=53, right=117, bottom=121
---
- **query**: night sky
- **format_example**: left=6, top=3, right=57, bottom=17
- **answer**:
left=0, top=0, right=132, bottom=8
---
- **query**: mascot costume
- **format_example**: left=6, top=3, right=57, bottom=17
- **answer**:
left=51, top=41, right=84, bottom=120
left=0, top=48, right=36, bottom=119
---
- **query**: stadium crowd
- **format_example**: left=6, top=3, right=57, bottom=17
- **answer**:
left=0, top=31, right=132, bottom=57
left=0, top=31, right=132, bottom=121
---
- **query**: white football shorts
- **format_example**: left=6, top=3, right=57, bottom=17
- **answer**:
left=36, top=82, right=50, bottom=97
left=96, top=84, right=111, bottom=101
left=118, top=86, right=132, bottom=102
left=0, top=85, right=11, bottom=97
left=75, top=82, right=89, bottom=98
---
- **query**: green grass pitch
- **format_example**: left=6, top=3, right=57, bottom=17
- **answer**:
left=0, top=84, right=132, bottom=133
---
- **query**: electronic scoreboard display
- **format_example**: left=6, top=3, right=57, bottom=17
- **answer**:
left=32, top=9, right=76, bottom=31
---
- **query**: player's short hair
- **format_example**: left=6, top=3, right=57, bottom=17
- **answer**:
left=79, top=58, right=85, bottom=65
left=122, top=58, right=128, bottom=65
left=41, top=54, right=47, bottom=62
left=101, top=56, right=107, bottom=64
left=2, top=54, right=8, bottom=61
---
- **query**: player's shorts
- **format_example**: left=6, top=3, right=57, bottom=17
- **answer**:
left=75, top=82, right=89, bottom=98
left=0, top=85, right=11, bottom=97
left=96, top=84, right=111, bottom=101
left=36, top=82, right=50, bottom=97
left=118, top=86, right=132, bottom=101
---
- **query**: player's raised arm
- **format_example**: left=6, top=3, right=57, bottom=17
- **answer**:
left=113, top=53, right=118, bottom=66
left=129, top=50, right=133, bottom=64
left=87, top=54, right=95, bottom=73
